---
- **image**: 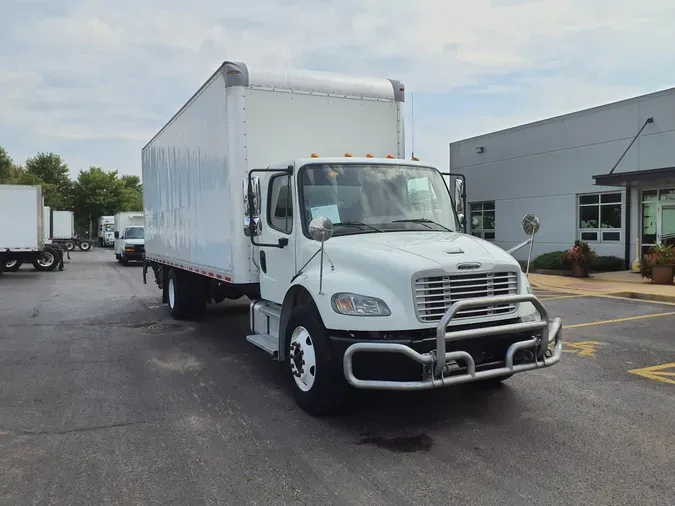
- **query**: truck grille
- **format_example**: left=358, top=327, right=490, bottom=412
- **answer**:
left=414, top=271, right=519, bottom=323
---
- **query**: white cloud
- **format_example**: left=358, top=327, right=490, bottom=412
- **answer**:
left=1, top=0, right=675, bottom=175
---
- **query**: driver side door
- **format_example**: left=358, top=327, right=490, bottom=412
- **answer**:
left=258, top=173, right=297, bottom=304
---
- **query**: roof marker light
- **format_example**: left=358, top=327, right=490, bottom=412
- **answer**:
left=310, top=153, right=319, bottom=158
left=344, top=152, right=352, bottom=157
left=365, top=153, right=374, bottom=158
left=386, top=154, right=395, bottom=159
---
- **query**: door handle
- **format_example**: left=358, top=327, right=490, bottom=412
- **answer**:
left=259, top=250, right=267, bottom=273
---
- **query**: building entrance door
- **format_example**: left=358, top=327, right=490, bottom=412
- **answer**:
left=657, top=202, right=675, bottom=247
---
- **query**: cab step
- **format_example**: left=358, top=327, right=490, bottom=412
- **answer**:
left=246, top=333, right=279, bottom=360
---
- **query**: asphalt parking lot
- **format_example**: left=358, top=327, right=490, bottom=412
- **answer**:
left=1, top=250, right=674, bottom=505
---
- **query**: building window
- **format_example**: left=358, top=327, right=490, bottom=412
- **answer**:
left=641, top=187, right=675, bottom=256
left=578, top=192, right=622, bottom=242
left=268, top=174, right=293, bottom=234
left=470, top=201, right=495, bottom=240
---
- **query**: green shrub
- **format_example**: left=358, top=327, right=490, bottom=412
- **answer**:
left=533, top=251, right=568, bottom=270
left=593, top=255, right=624, bottom=272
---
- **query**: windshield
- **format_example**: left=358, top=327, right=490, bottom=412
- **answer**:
left=105, top=224, right=114, bottom=231
left=300, top=163, right=457, bottom=236
left=125, top=227, right=144, bottom=239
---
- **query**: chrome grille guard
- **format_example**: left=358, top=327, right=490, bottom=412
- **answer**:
left=343, top=294, right=563, bottom=391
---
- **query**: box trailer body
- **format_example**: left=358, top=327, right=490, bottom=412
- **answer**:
left=141, top=62, right=562, bottom=416
left=52, top=211, right=75, bottom=239
left=142, top=62, right=404, bottom=283
left=1, top=185, right=64, bottom=273
left=0, top=185, right=45, bottom=251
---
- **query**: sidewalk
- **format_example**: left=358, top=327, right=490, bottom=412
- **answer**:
left=528, top=270, right=675, bottom=303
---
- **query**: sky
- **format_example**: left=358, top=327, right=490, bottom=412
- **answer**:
left=2, top=0, right=675, bottom=180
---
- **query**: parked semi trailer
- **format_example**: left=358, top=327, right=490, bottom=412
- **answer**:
left=43, top=209, right=93, bottom=252
left=141, top=61, right=563, bottom=415
left=1, top=185, right=65, bottom=274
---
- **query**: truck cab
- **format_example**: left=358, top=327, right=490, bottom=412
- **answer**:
left=244, top=155, right=562, bottom=414
left=114, top=226, right=145, bottom=265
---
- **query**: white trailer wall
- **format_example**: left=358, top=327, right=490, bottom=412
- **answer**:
left=52, top=211, right=74, bottom=239
left=0, top=185, right=44, bottom=251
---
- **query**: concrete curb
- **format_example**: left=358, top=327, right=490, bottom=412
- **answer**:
left=530, top=278, right=675, bottom=305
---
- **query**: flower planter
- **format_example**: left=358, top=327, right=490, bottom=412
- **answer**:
left=651, top=264, right=674, bottom=285
left=571, top=263, right=589, bottom=278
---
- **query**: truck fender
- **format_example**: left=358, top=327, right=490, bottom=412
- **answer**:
left=278, top=283, right=323, bottom=361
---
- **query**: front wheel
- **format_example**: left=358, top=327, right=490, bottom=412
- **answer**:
left=285, top=305, right=348, bottom=416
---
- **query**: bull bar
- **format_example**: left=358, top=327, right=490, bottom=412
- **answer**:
left=342, top=294, right=563, bottom=391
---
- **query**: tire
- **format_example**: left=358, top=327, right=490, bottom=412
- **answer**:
left=120, top=254, right=129, bottom=266
left=167, top=269, right=197, bottom=320
left=285, top=304, right=348, bottom=416
left=35, top=250, right=58, bottom=272
left=5, top=259, right=22, bottom=272
left=79, top=241, right=92, bottom=252
left=64, top=240, right=75, bottom=251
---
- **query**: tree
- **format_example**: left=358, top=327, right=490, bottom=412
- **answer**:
left=0, top=147, right=12, bottom=182
left=120, top=174, right=143, bottom=211
left=71, top=166, right=143, bottom=233
left=24, top=152, right=72, bottom=209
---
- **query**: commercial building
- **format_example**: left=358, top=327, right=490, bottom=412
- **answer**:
left=449, top=87, right=675, bottom=266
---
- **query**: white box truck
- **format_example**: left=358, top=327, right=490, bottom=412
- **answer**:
left=98, top=215, right=114, bottom=247
left=1, top=185, right=64, bottom=273
left=114, top=212, right=144, bottom=265
left=141, top=62, right=562, bottom=415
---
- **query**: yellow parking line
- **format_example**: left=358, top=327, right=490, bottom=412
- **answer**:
left=566, top=311, right=675, bottom=329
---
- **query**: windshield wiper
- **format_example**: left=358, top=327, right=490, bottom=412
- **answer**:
left=391, top=218, right=452, bottom=232
left=333, top=221, right=384, bottom=233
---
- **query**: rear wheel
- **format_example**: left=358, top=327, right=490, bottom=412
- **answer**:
left=34, top=250, right=57, bottom=272
left=5, top=259, right=22, bottom=272
left=79, top=241, right=92, bottom=252
left=63, top=240, right=75, bottom=251
left=167, top=269, right=204, bottom=319
left=285, top=305, right=348, bottom=416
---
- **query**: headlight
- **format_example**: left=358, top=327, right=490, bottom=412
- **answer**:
left=331, top=293, right=391, bottom=316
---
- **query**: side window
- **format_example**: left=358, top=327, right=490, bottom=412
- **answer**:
left=268, top=175, right=293, bottom=234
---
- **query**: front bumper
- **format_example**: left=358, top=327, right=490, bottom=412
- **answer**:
left=122, top=249, right=144, bottom=261
left=342, top=294, right=562, bottom=391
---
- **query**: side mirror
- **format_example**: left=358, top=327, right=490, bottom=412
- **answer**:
left=114, top=231, right=119, bottom=239
left=457, top=213, right=466, bottom=228
left=521, top=213, right=540, bottom=236
left=243, top=216, right=261, bottom=237
left=309, top=216, right=334, bottom=242
left=242, top=176, right=261, bottom=217
left=454, top=178, right=465, bottom=215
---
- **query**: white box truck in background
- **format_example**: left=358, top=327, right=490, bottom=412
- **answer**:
left=114, top=212, right=144, bottom=265
left=98, top=216, right=114, bottom=247
left=1, top=185, right=64, bottom=273
left=142, top=61, right=562, bottom=415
